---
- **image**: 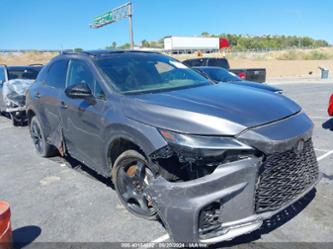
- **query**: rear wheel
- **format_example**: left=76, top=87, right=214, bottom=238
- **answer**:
left=29, top=116, right=57, bottom=157
left=112, top=150, right=158, bottom=220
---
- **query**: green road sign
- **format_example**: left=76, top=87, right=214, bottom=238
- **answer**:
left=89, top=2, right=134, bottom=49
left=91, top=12, right=114, bottom=28
left=90, top=2, right=131, bottom=29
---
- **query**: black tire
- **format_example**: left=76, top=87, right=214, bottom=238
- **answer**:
left=10, top=113, right=21, bottom=126
left=112, top=150, right=158, bottom=220
left=29, top=116, right=57, bottom=157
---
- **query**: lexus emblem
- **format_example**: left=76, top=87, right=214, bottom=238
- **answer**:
left=295, top=140, right=305, bottom=154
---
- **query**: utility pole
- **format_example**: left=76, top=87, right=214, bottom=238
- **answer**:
left=128, top=3, right=134, bottom=49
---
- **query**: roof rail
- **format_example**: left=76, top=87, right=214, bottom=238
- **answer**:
left=61, top=50, right=91, bottom=55
left=60, top=49, right=161, bottom=57
left=29, top=63, right=43, bottom=67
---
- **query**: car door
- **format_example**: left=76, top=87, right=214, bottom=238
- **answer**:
left=0, top=66, right=7, bottom=111
left=60, top=59, right=107, bottom=171
left=37, top=59, right=68, bottom=140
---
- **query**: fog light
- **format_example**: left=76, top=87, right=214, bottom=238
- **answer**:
left=199, top=201, right=222, bottom=235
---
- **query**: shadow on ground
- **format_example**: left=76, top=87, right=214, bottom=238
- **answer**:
left=13, top=225, right=41, bottom=249
left=210, top=189, right=316, bottom=248
left=49, top=155, right=115, bottom=190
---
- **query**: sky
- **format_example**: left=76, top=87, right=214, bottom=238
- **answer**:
left=0, top=0, right=332, bottom=50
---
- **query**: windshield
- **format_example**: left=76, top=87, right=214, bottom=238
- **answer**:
left=8, top=68, right=41, bottom=80
left=95, top=53, right=210, bottom=94
left=201, top=67, right=241, bottom=82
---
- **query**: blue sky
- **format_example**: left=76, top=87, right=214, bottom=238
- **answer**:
left=0, top=0, right=332, bottom=49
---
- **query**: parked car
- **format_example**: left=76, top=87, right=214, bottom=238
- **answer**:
left=0, top=64, right=43, bottom=125
left=193, top=66, right=282, bottom=93
left=26, top=50, right=319, bottom=244
left=183, top=57, right=266, bottom=83
left=328, top=93, right=333, bottom=116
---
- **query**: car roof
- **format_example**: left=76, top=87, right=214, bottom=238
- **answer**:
left=61, top=49, right=160, bottom=57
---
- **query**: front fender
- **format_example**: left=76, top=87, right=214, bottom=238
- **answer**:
left=102, top=119, right=168, bottom=170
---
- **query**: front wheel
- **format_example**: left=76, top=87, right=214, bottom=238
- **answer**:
left=29, top=116, right=57, bottom=157
left=112, top=150, right=158, bottom=220
left=10, top=113, right=24, bottom=126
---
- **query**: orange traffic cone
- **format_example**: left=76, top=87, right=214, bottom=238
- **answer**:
left=0, top=201, right=12, bottom=249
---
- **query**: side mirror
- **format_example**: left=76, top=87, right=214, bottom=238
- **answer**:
left=65, top=83, right=93, bottom=99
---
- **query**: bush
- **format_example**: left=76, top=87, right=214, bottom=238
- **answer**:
left=276, top=50, right=300, bottom=60
left=304, top=51, right=330, bottom=60
left=276, top=49, right=332, bottom=60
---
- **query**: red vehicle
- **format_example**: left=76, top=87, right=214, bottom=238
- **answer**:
left=0, top=201, right=12, bottom=248
left=328, top=94, right=333, bottom=116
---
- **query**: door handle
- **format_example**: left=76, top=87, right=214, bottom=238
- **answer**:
left=35, top=92, right=41, bottom=99
left=61, top=101, right=68, bottom=109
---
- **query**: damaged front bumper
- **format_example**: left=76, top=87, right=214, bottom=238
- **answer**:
left=146, top=157, right=261, bottom=243
left=146, top=158, right=319, bottom=243
left=145, top=112, right=320, bottom=243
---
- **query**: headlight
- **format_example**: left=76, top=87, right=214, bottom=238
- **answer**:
left=159, top=129, right=253, bottom=150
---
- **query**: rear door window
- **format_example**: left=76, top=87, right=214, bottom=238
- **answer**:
left=36, top=66, right=48, bottom=83
left=45, top=60, right=68, bottom=89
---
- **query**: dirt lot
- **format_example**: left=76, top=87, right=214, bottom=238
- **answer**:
left=174, top=47, right=333, bottom=79
left=228, top=59, right=333, bottom=78
left=0, top=52, right=57, bottom=66
left=1, top=80, right=333, bottom=248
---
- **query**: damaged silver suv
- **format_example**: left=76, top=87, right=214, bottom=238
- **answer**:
left=26, top=50, right=319, bottom=243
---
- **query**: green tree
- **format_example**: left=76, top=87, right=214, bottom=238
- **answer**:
left=119, top=43, right=131, bottom=49
left=201, top=32, right=210, bottom=37
left=141, top=40, right=150, bottom=47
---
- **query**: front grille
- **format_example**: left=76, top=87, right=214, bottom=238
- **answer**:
left=255, top=139, right=319, bottom=213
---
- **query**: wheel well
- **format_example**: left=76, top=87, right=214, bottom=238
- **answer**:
left=27, top=110, right=35, bottom=124
left=108, top=138, right=146, bottom=168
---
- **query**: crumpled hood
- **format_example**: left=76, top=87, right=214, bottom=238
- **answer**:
left=123, top=83, right=301, bottom=135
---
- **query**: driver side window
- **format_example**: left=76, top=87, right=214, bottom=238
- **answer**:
left=67, top=60, right=94, bottom=91
left=67, top=59, right=105, bottom=99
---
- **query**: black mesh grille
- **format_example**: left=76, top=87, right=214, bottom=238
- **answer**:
left=255, top=139, right=319, bottom=213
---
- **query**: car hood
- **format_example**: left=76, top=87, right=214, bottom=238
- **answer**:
left=123, top=83, right=301, bottom=135
left=227, top=80, right=282, bottom=93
